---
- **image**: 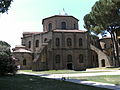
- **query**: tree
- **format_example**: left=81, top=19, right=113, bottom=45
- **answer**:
left=0, top=41, right=17, bottom=76
left=0, top=0, right=13, bottom=13
left=84, top=0, right=120, bottom=35
left=84, top=0, right=120, bottom=67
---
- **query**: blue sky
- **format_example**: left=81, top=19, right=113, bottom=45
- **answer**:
left=0, top=0, right=98, bottom=48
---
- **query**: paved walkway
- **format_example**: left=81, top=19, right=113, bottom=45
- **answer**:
left=18, top=70, right=120, bottom=90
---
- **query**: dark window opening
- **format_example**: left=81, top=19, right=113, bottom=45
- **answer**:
left=79, top=54, right=84, bottom=63
left=23, top=59, right=26, bottom=65
left=61, top=22, right=66, bottom=29
left=101, top=59, right=105, bottom=67
left=67, top=54, right=72, bottom=62
left=28, top=41, right=31, bottom=48
left=44, top=38, right=47, bottom=42
left=48, top=23, right=52, bottom=31
left=35, top=40, right=39, bottom=47
left=79, top=38, right=83, bottom=46
left=67, top=38, right=72, bottom=46
left=56, top=38, right=60, bottom=46
left=67, top=63, right=73, bottom=70
left=55, top=55, right=60, bottom=63
left=74, top=24, right=76, bottom=29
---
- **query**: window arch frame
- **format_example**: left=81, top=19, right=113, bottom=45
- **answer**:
left=35, top=40, right=39, bottom=48
left=48, top=23, right=52, bottom=31
left=74, top=24, right=76, bottom=29
left=61, top=22, right=66, bottom=29
left=28, top=41, right=31, bottom=48
left=55, top=54, right=60, bottom=63
left=56, top=38, right=60, bottom=47
left=67, top=38, right=72, bottom=46
left=79, top=38, right=83, bottom=47
left=23, top=59, right=26, bottom=65
left=67, top=54, right=72, bottom=62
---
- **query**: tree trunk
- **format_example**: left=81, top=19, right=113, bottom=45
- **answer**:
left=111, top=32, right=120, bottom=67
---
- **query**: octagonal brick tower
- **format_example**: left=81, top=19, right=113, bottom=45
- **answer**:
left=42, top=15, right=79, bottom=32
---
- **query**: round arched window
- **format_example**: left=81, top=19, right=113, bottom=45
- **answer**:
left=61, top=22, right=66, bottom=29
left=48, top=23, right=52, bottom=31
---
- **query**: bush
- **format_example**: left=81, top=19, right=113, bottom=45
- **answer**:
left=0, top=41, right=17, bottom=76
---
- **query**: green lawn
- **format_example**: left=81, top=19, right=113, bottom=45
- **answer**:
left=87, top=67, right=120, bottom=70
left=70, top=75, right=120, bottom=85
left=19, top=70, right=112, bottom=74
left=0, top=74, right=109, bottom=90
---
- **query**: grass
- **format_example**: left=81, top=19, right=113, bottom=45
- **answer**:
left=87, top=67, right=120, bottom=70
left=69, top=75, right=120, bottom=85
left=0, top=74, right=109, bottom=90
left=19, top=70, right=112, bottom=74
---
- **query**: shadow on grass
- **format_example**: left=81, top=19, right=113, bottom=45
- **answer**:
left=0, top=74, right=110, bottom=90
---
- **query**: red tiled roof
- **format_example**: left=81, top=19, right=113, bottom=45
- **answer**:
left=42, top=15, right=79, bottom=24
left=23, top=31, right=47, bottom=35
left=13, top=48, right=32, bottom=53
left=15, top=45, right=25, bottom=48
left=53, top=29, right=86, bottom=33
left=23, top=32, right=42, bottom=35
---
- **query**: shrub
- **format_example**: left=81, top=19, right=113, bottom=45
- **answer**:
left=0, top=41, right=17, bottom=76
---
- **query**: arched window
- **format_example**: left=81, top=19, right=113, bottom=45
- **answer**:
left=67, top=54, right=72, bottom=62
left=61, top=22, right=66, bottom=29
left=48, top=23, right=52, bottom=31
left=79, top=38, right=83, bottom=46
left=55, top=55, right=60, bottom=63
left=23, top=59, right=26, bottom=65
left=67, top=38, right=72, bottom=46
left=28, top=41, right=31, bottom=48
left=35, top=40, right=39, bottom=47
left=79, top=54, right=84, bottom=63
left=44, top=38, right=47, bottom=42
left=74, top=24, right=76, bottom=29
left=56, top=38, right=60, bottom=46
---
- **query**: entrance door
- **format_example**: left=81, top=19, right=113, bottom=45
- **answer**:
left=67, top=63, right=72, bottom=70
left=101, top=59, right=105, bottom=67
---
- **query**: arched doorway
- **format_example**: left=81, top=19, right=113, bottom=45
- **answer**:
left=67, top=63, right=72, bottom=70
left=101, top=59, right=105, bottom=67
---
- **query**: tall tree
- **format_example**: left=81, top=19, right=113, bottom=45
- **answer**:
left=0, top=0, right=13, bottom=13
left=84, top=0, right=120, bottom=67
left=84, top=0, right=120, bottom=35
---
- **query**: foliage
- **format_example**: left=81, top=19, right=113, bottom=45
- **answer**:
left=84, top=0, right=120, bottom=36
left=0, top=41, right=17, bottom=76
left=0, top=0, right=13, bottom=13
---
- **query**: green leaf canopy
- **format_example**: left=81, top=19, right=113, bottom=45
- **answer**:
left=84, top=0, right=120, bottom=35
left=0, top=0, right=13, bottom=13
